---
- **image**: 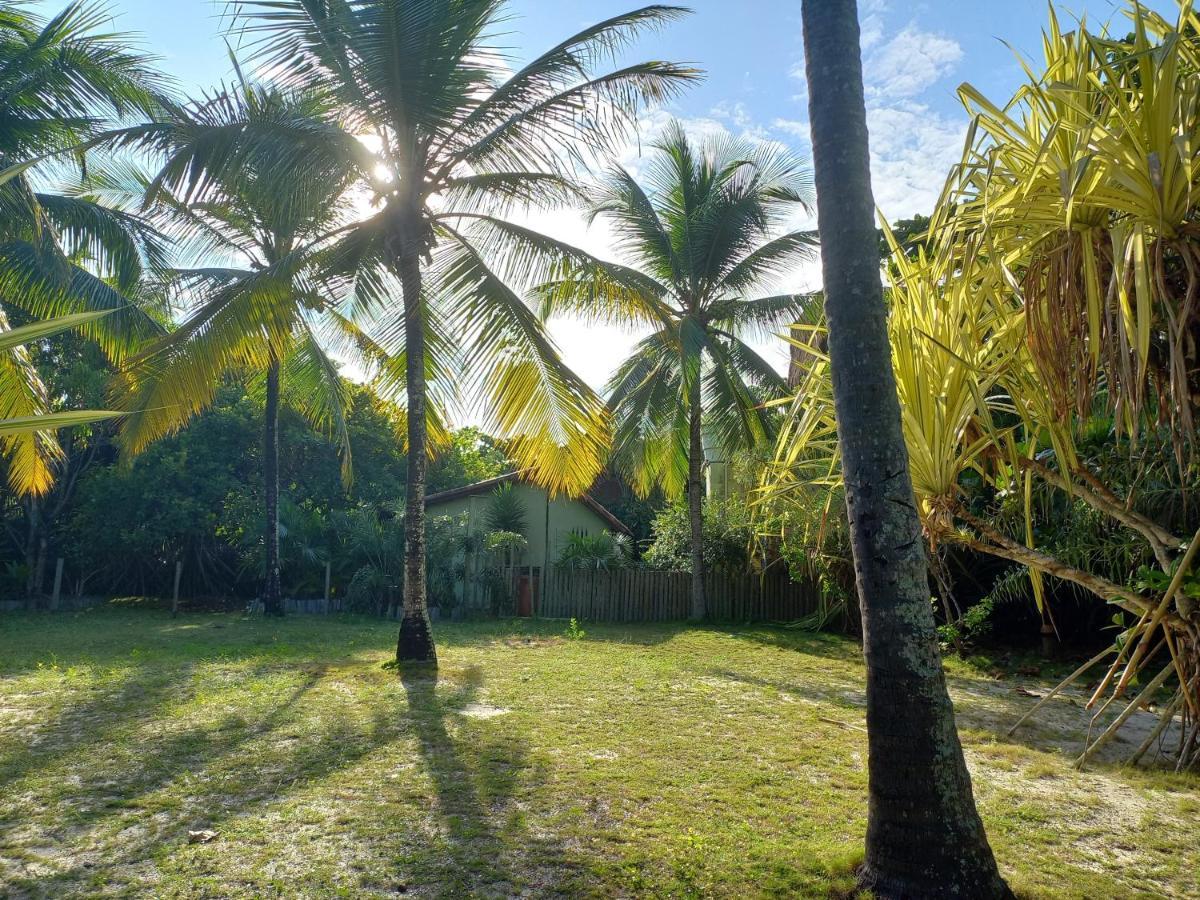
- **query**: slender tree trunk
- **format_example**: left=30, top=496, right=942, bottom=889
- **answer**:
left=262, top=354, right=284, bottom=617
left=24, top=498, right=40, bottom=609
left=687, top=378, right=706, bottom=620
left=801, top=3, right=1011, bottom=897
left=395, top=238, right=437, bottom=668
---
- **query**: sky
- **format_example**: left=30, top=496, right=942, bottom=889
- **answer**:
left=38, top=0, right=1183, bottom=405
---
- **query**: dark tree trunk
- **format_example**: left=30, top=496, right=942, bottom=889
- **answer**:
left=800, top=2, right=1011, bottom=897
left=262, top=354, right=284, bottom=617
left=24, top=498, right=40, bottom=609
left=687, top=378, right=706, bottom=620
left=395, top=239, right=437, bottom=669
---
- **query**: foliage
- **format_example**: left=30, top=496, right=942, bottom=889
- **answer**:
left=429, top=428, right=511, bottom=494
left=115, top=82, right=367, bottom=483
left=936, top=595, right=996, bottom=649
left=427, top=515, right=475, bottom=612
left=538, top=120, right=816, bottom=498
left=556, top=531, right=633, bottom=569
left=485, top=483, right=528, bottom=535
left=180, top=0, right=702, bottom=497
left=484, top=530, right=527, bottom=557
left=564, top=617, right=586, bottom=640
left=2, top=374, right=509, bottom=601
left=762, top=1, right=1200, bottom=763
left=644, top=498, right=753, bottom=573
left=0, top=1, right=166, bottom=493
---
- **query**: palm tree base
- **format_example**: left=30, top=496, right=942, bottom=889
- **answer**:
left=858, top=860, right=1014, bottom=900
left=396, top=612, right=438, bottom=668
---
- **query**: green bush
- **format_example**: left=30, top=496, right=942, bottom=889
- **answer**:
left=643, top=499, right=753, bottom=572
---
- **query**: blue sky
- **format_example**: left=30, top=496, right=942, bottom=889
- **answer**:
left=82, top=0, right=1178, bottom=222
left=37, top=0, right=1184, bottom=390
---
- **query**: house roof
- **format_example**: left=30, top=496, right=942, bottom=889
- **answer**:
left=425, top=471, right=632, bottom=535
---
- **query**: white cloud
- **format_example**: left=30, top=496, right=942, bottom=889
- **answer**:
left=864, top=24, right=963, bottom=99
left=780, top=10, right=967, bottom=224
left=865, top=102, right=966, bottom=219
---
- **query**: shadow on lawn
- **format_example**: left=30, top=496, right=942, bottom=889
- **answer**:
left=399, top=666, right=533, bottom=893
left=0, top=661, right=426, bottom=894
left=708, top=660, right=1175, bottom=771
left=2, top=652, right=567, bottom=896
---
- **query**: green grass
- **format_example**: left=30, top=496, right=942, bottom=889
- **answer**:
left=0, top=609, right=1196, bottom=898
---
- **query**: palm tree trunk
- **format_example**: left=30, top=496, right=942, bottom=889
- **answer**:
left=800, top=2, right=1010, bottom=897
left=688, top=380, right=706, bottom=620
left=395, top=240, right=438, bottom=669
left=263, top=354, right=283, bottom=617
left=24, top=497, right=40, bottom=609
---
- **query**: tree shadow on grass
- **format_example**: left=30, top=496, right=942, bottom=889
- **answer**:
left=397, top=665, right=567, bottom=895
left=705, top=661, right=1186, bottom=773
left=0, top=663, right=404, bottom=896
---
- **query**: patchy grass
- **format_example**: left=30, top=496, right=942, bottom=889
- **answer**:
left=0, top=609, right=1196, bottom=898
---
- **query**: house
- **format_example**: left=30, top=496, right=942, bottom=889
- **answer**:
left=424, top=472, right=630, bottom=613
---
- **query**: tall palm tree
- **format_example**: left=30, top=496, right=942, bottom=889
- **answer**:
left=799, top=2, right=1010, bottom=897
left=0, top=1, right=167, bottom=495
left=216, top=0, right=699, bottom=667
left=0, top=0, right=166, bottom=602
left=115, top=82, right=368, bottom=617
left=539, top=121, right=816, bottom=619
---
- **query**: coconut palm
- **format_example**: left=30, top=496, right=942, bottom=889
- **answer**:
left=0, top=1, right=166, bottom=495
left=538, top=121, right=816, bottom=619
left=207, top=0, right=699, bottom=666
left=115, top=82, right=369, bottom=617
left=799, top=1, right=1010, bottom=896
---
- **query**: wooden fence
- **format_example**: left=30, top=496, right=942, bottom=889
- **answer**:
left=536, top=567, right=824, bottom=623
left=5, top=568, right=832, bottom=627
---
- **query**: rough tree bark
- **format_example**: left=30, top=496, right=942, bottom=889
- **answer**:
left=688, top=375, right=706, bottom=620
left=262, top=354, right=283, bottom=617
left=800, top=2, right=1012, bottom=896
left=394, top=228, right=438, bottom=669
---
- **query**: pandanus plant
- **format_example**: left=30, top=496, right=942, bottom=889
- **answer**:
left=769, top=0, right=1200, bottom=773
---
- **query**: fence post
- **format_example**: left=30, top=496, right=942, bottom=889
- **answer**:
left=171, top=559, right=183, bottom=618
left=324, top=560, right=332, bottom=607
left=50, top=558, right=64, bottom=611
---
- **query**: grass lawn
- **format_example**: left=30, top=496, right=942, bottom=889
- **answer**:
left=0, top=609, right=1197, bottom=898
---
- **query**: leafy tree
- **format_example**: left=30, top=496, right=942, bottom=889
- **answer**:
left=538, top=120, right=816, bottom=619
left=428, top=427, right=511, bottom=494
left=65, top=385, right=259, bottom=598
left=799, top=2, right=1009, bottom=895
left=221, top=0, right=698, bottom=668
left=643, top=498, right=752, bottom=573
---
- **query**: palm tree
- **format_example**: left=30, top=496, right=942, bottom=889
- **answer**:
left=0, top=1, right=167, bottom=495
left=799, top=2, right=1010, bottom=896
left=116, top=82, right=368, bottom=617
left=539, top=121, right=816, bottom=619
left=220, top=0, right=699, bottom=667
left=0, top=1, right=167, bottom=604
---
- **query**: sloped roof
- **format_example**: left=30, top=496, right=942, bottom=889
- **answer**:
left=425, top=471, right=631, bottom=535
